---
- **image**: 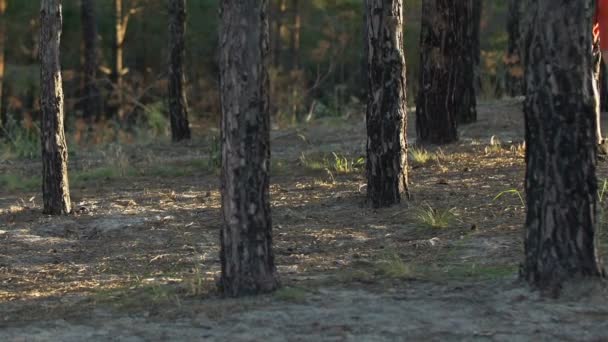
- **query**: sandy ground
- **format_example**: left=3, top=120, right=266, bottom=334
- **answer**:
left=1, top=98, right=608, bottom=341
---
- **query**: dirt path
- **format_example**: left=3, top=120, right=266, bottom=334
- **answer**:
left=2, top=99, right=608, bottom=341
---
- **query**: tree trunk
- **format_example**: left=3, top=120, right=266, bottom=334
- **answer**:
left=365, top=0, right=409, bottom=208
left=289, top=0, right=300, bottom=71
left=81, top=0, right=102, bottom=123
left=0, top=0, right=6, bottom=132
left=113, top=0, right=125, bottom=121
left=40, top=0, right=71, bottom=215
left=504, top=0, right=524, bottom=97
left=219, top=0, right=279, bottom=297
left=168, top=0, right=191, bottom=141
left=273, top=0, right=287, bottom=69
left=521, top=0, right=604, bottom=293
left=594, top=38, right=604, bottom=144
left=456, top=0, right=480, bottom=124
left=415, top=0, right=459, bottom=145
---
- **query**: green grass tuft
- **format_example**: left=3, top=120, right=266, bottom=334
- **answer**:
left=415, top=203, right=457, bottom=229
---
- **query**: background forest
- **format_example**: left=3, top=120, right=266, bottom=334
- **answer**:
left=0, top=0, right=510, bottom=148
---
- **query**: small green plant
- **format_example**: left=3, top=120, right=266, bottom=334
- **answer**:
left=599, top=179, right=608, bottom=203
left=184, top=265, right=210, bottom=297
left=208, top=135, right=221, bottom=170
left=330, top=152, right=364, bottom=173
left=415, top=203, right=457, bottom=229
left=375, top=252, right=411, bottom=279
left=493, top=189, right=525, bottom=207
left=409, top=147, right=433, bottom=165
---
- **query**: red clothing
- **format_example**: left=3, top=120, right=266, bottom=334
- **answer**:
left=596, top=0, right=608, bottom=50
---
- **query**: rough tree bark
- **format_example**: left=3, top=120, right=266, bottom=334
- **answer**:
left=168, top=0, right=191, bottom=141
left=40, top=0, right=71, bottom=215
left=456, top=0, right=480, bottom=124
left=364, top=0, right=409, bottom=208
left=504, top=0, right=524, bottom=97
left=219, top=0, right=280, bottom=297
left=416, top=0, right=459, bottom=145
left=521, top=0, right=604, bottom=293
left=81, top=0, right=102, bottom=122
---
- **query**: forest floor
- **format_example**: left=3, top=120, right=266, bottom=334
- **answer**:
left=2, top=98, right=608, bottom=341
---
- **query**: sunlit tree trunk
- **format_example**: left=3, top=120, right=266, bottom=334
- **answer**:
left=416, top=0, right=459, bottom=145
left=81, top=0, right=101, bottom=123
left=40, top=0, right=71, bottom=215
left=219, top=0, right=280, bottom=297
left=521, top=0, right=604, bottom=293
left=594, top=38, right=604, bottom=144
left=168, top=0, right=191, bottom=141
left=364, top=0, right=409, bottom=208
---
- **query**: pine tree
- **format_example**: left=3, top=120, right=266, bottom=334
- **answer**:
left=521, top=0, right=604, bottom=293
left=168, top=0, right=191, bottom=141
left=218, top=0, right=280, bottom=297
left=40, top=0, right=71, bottom=215
left=364, top=0, right=409, bottom=208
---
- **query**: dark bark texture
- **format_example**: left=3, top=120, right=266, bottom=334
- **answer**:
left=415, top=0, right=459, bottom=145
left=456, top=0, right=480, bottom=124
left=81, top=0, right=102, bottom=122
left=504, top=0, right=524, bottom=97
left=168, top=0, right=191, bottom=141
left=521, top=0, right=604, bottom=292
left=40, top=0, right=71, bottom=215
left=219, top=0, right=279, bottom=297
left=364, top=0, right=409, bottom=208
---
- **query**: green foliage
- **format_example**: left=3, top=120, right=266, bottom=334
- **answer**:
left=1, top=117, right=40, bottom=159
left=0, top=173, right=40, bottom=192
left=415, top=203, right=457, bottom=229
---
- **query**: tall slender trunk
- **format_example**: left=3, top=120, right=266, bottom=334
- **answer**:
left=113, top=0, right=125, bottom=120
left=219, top=0, right=279, bottom=297
left=81, top=0, right=101, bottom=123
left=289, top=0, right=300, bottom=71
left=168, top=0, right=191, bottom=141
left=274, top=0, right=287, bottom=70
left=40, top=0, right=71, bottom=215
left=457, top=0, right=480, bottom=124
left=504, top=0, right=523, bottom=97
left=521, top=0, right=604, bottom=293
left=415, top=0, right=459, bottom=145
left=365, top=0, right=409, bottom=208
left=0, top=0, right=6, bottom=132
